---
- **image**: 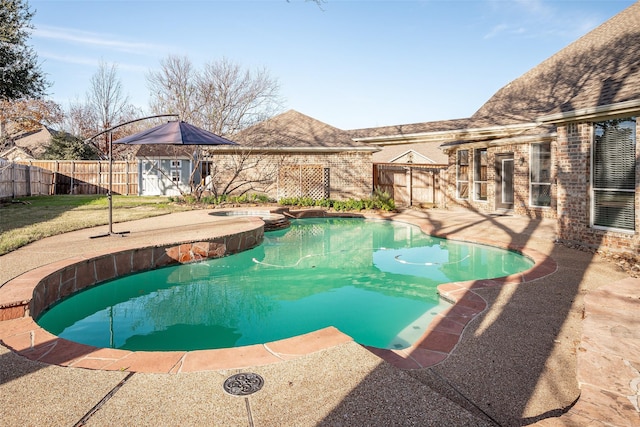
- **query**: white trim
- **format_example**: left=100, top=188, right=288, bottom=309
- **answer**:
left=589, top=117, right=637, bottom=231
left=204, top=146, right=380, bottom=153
left=529, top=142, right=552, bottom=208
left=388, top=149, right=434, bottom=164
left=456, top=149, right=469, bottom=200
left=354, top=122, right=541, bottom=145
left=537, top=99, right=640, bottom=123
left=472, top=148, right=488, bottom=202
left=501, top=159, right=515, bottom=205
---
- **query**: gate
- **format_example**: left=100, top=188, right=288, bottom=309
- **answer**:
left=374, top=163, right=447, bottom=207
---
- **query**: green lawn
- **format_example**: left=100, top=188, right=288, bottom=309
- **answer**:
left=0, top=195, right=191, bottom=255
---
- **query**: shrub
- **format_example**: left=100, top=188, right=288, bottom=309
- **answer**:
left=278, top=194, right=395, bottom=212
left=371, top=188, right=395, bottom=211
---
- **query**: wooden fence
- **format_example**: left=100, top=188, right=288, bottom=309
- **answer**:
left=374, top=163, right=448, bottom=207
left=0, top=162, right=54, bottom=198
left=16, top=160, right=139, bottom=195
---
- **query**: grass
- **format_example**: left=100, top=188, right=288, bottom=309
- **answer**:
left=0, top=195, right=192, bottom=255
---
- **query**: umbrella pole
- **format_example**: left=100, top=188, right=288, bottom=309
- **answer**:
left=108, top=131, right=113, bottom=234
left=91, top=131, right=129, bottom=238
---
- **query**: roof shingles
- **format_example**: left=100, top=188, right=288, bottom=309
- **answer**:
left=233, top=110, right=372, bottom=149
left=471, top=2, right=640, bottom=126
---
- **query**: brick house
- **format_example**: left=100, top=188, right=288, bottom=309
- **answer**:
left=135, top=110, right=379, bottom=200
left=352, top=2, right=640, bottom=254
left=224, top=110, right=379, bottom=201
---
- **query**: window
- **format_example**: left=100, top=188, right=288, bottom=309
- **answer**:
left=170, top=159, right=182, bottom=184
left=457, top=150, right=469, bottom=199
left=592, top=117, right=636, bottom=231
left=530, top=142, right=552, bottom=207
left=474, top=148, right=488, bottom=201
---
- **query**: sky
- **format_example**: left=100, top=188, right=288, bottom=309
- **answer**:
left=28, top=0, right=637, bottom=130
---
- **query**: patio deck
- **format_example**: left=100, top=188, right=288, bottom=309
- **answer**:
left=0, top=208, right=638, bottom=426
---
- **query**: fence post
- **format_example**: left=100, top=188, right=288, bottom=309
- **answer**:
left=11, top=163, right=16, bottom=198
left=410, top=166, right=414, bottom=206
left=54, top=161, right=58, bottom=195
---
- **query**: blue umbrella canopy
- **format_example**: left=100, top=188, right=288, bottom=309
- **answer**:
left=113, top=120, right=238, bottom=146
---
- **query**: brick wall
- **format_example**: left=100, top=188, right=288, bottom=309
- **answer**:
left=556, top=121, right=640, bottom=254
left=282, top=151, right=373, bottom=200
left=208, top=151, right=373, bottom=201
left=445, top=143, right=557, bottom=219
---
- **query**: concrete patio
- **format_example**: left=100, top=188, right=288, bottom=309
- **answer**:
left=0, top=208, right=638, bottom=426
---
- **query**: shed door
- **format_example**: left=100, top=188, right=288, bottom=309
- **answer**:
left=141, top=160, right=161, bottom=196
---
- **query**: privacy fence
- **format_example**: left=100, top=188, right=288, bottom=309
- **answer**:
left=8, top=160, right=139, bottom=197
left=373, top=163, right=448, bottom=207
left=0, top=162, right=54, bottom=199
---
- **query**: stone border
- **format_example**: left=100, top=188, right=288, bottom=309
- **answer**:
left=365, top=239, right=557, bottom=369
left=0, top=225, right=264, bottom=321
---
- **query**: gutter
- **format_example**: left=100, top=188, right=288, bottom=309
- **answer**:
left=203, top=146, right=381, bottom=153
left=537, top=99, right=640, bottom=123
left=352, top=122, right=541, bottom=146
left=440, top=131, right=556, bottom=153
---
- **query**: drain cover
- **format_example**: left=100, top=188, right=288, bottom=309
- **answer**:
left=223, top=373, right=264, bottom=396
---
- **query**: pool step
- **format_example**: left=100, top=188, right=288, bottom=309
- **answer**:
left=263, top=216, right=291, bottom=231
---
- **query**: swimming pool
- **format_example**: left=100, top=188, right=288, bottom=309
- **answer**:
left=37, top=218, right=533, bottom=351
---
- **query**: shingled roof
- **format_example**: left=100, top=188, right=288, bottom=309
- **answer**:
left=348, top=118, right=471, bottom=140
left=232, top=110, right=376, bottom=151
left=471, top=2, right=640, bottom=127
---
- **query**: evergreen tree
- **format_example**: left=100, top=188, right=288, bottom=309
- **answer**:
left=0, top=0, right=48, bottom=101
left=42, top=133, right=101, bottom=160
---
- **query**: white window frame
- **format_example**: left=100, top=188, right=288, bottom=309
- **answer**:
left=529, top=142, right=552, bottom=208
left=456, top=150, right=469, bottom=200
left=590, top=117, right=636, bottom=233
left=170, top=159, right=182, bottom=168
left=473, top=148, right=488, bottom=202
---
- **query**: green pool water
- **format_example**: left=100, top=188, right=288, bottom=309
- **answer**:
left=37, top=218, right=533, bottom=351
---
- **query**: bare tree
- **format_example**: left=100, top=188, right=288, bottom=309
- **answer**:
left=64, top=97, right=97, bottom=139
left=201, top=148, right=284, bottom=200
left=86, top=61, right=130, bottom=152
left=144, top=56, right=283, bottom=200
left=147, top=56, right=282, bottom=135
left=146, top=55, right=198, bottom=124
left=0, top=98, right=63, bottom=152
left=195, top=58, right=281, bottom=135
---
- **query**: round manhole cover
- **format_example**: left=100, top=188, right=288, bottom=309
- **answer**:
left=223, top=373, right=264, bottom=396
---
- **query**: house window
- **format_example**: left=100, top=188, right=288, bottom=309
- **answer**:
left=457, top=150, right=469, bottom=199
left=530, top=142, right=552, bottom=207
left=473, top=148, right=487, bottom=201
left=591, top=117, right=636, bottom=231
left=171, top=170, right=181, bottom=183
left=170, top=160, right=182, bottom=168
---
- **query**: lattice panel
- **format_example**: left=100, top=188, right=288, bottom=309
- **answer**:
left=278, top=165, right=326, bottom=200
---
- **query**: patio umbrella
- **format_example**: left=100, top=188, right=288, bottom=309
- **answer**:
left=92, top=120, right=238, bottom=238
left=113, top=120, right=237, bottom=146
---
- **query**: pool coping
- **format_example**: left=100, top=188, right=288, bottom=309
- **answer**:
left=0, top=209, right=557, bottom=373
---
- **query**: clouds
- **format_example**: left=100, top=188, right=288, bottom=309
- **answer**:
left=32, top=25, right=167, bottom=55
left=482, top=0, right=608, bottom=41
left=25, top=0, right=635, bottom=129
left=483, top=23, right=526, bottom=40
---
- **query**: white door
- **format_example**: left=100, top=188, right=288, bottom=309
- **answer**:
left=142, top=160, right=161, bottom=195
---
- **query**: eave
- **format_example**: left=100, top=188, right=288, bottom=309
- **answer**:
left=440, top=132, right=557, bottom=154
left=353, top=122, right=542, bottom=146
left=537, top=99, right=640, bottom=124
left=203, top=146, right=380, bottom=153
